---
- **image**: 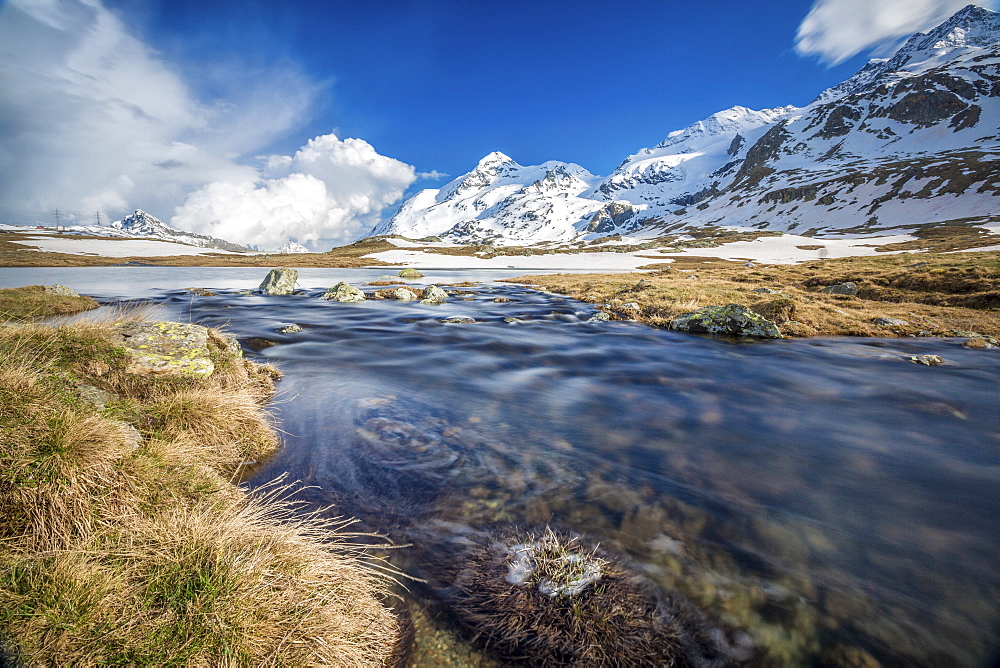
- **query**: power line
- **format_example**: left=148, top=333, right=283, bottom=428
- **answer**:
left=53, top=209, right=61, bottom=226
left=95, top=211, right=102, bottom=225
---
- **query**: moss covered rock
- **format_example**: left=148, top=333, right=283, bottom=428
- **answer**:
left=322, top=282, right=366, bottom=302
left=110, top=321, right=215, bottom=377
left=669, top=304, right=782, bottom=338
left=397, top=268, right=424, bottom=279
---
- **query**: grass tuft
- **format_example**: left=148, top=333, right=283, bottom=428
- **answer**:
left=0, top=308, right=401, bottom=666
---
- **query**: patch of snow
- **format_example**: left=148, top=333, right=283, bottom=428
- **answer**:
left=8, top=237, right=238, bottom=257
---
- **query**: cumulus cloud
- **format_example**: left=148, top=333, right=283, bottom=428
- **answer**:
left=0, top=0, right=417, bottom=251
left=172, top=134, right=416, bottom=250
left=795, top=0, right=996, bottom=64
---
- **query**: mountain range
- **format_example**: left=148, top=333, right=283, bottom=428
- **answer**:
left=371, top=5, right=1000, bottom=245
left=63, top=210, right=249, bottom=252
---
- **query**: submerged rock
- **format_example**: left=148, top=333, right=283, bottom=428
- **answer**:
left=909, top=354, right=945, bottom=366
left=397, top=268, right=424, bottom=279
left=277, top=323, right=303, bottom=333
left=110, top=321, right=214, bottom=377
left=669, top=304, right=782, bottom=338
left=422, top=525, right=749, bottom=667
left=321, top=282, right=366, bottom=302
left=258, top=267, right=298, bottom=295
left=442, top=316, right=476, bottom=324
left=421, top=285, right=449, bottom=303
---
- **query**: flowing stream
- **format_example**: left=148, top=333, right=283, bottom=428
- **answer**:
left=3, top=267, right=999, bottom=666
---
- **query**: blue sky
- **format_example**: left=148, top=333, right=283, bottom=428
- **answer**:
left=1, top=0, right=992, bottom=248
left=113, top=0, right=874, bottom=177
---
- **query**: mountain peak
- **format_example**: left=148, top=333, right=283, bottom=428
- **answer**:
left=477, top=151, right=515, bottom=167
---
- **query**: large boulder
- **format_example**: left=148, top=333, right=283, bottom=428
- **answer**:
left=669, top=304, right=782, bottom=338
left=397, top=268, right=424, bottom=279
left=421, top=285, right=449, bottom=303
left=110, top=321, right=215, bottom=377
left=391, top=287, right=419, bottom=301
left=321, top=282, right=366, bottom=302
left=258, top=268, right=298, bottom=295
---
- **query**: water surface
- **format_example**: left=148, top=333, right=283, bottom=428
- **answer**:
left=4, top=267, right=998, bottom=666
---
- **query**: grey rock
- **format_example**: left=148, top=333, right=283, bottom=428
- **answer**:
left=321, top=282, right=366, bottom=302
left=821, top=282, right=858, bottom=295
left=110, top=321, right=214, bottom=377
left=392, top=287, right=419, bottom=301
left=421, top=285, right=449, bottom=302
left=588, top=312, right=612, bottom=322
left=752, top=287, right=781, bottom=294
left=442, top=316, right=476, bottom=324
left=669, top=304, right=782, bottom=339
left=77, top=383, right=112, bottom=408
left=277, top=323, right=303, bottom=333
left=873, top=317, right=909, bottom=326
left=963, top=337, right=996, bottom=349
left=44, top=284, right=80, bottom=297
left=621, top=302, right=640, bottom=311
left=503, top=317, right=523, bottom=323
left=909, top=354, right=945, bottom=366
left=492, top=296, right=512, bottom=303
left=742, top=261, right=756, bottom=268
left=397, top=267, right=424, bottom=279
left=258, top=267, right=298, bottom=295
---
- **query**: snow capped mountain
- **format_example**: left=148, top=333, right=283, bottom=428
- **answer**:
left=89, top=210, right=249, bottom=252
left=373, top=5, right=1000, bottom=244
left=277, top=240, right=310, bottom=254
left=371, top=152, right=630, bottom=243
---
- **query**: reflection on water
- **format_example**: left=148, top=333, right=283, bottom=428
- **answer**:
left=16, top=269, right=999, bottom=665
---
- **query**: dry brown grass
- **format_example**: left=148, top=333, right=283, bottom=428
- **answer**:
left=0, top=314, right=402, bottom=666
left=508, top=250, right=999, bottom=338
left=0, top=285, right=99, bottom=321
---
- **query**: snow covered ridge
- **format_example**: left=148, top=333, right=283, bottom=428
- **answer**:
left=374, top=5, right=1000, bottom=245
left=110, top=210, right=249, bottom=252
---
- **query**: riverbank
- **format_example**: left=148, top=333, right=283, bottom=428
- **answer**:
left=508, top=250, right=999, bottom=339
left=0, top=293, right=401, bottom=665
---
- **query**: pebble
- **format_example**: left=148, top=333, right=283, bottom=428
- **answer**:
left=908, top=354, right=945, bottom=366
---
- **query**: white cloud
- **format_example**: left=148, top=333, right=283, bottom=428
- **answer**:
left=795, top=0, right=996, bottom=65
left=0, top=0, right=414, bottom=249
left=171, top=133, right=417, bottom=250
left=417, top=170, right=450, bottom=180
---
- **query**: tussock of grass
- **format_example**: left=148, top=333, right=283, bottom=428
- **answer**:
left=510, top=251, right=999, bottom=338
left=0, top=313, right=401, bottom=666
left=0, top=284, right=98, bottom=321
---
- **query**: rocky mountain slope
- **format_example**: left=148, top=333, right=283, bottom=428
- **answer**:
left=374, top=4, right=1000, bottom=244
left=66, top=210, right=248, bottom=252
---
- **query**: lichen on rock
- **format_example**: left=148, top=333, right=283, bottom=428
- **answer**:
left=110, top=321, right=215, bottom=377
left=670, top=304, right=782, bottom=338
left=397, top=268, right=424, bottom=279
left=322, top=282, right=366, bottom=302
left=258, top=268, right=299, bottom=295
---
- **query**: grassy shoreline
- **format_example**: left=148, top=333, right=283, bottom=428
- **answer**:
left=508, top=250, right=999, bottom=338
left=0, top=296, right=401, bottom=666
